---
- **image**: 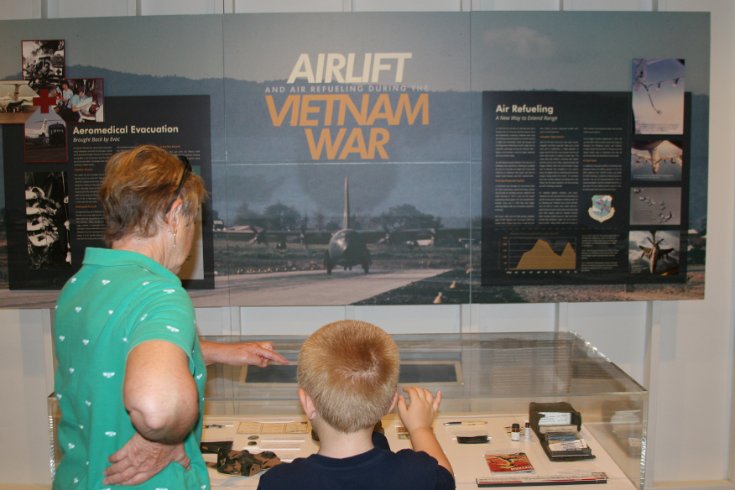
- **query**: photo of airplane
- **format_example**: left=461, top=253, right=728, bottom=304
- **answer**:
left=629, top=230, right=679, bottom=276
left=323, top=177, right=371, bottom=274
left=25, top=113, right=65, bottom=147
left=25, top=118, right=50, bottom=142
left=632, top=58, right=685, bottom=135
left=214, top=168, right=476, bottom=271
left=188, top=164, right=482, bottom=306
left=0, top=81, right=37, bottom=124
left=629, top=187, right=681, bottom=226
left=632, top=58, right=683, bottom=115
left=631, top=140, right=683, bottom=180
left=24, top=108, right=67, bottom=162
left=638, top=232, right=674, bottom=274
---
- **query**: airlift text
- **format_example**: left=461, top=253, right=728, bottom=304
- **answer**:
left=265, top=52, right=429, bottom=161
left=287, top=53, right=412, bottom=84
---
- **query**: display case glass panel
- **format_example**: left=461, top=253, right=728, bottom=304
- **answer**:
left=203, top=331, right=647, bottom=489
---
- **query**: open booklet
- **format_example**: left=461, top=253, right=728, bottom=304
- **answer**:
left=485, top=452, right=534, bottom=473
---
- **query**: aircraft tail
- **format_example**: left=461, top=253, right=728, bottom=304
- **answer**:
left=343, top=176, right=350, bottom=229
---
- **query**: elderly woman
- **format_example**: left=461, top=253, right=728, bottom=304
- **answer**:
left=52, top=145, right=287, bottom=489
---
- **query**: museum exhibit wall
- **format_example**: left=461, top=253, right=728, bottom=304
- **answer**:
left=0, top=0, right=733, bottom=488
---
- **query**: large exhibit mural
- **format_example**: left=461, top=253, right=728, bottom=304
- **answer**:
left=0, top=12, right=709, bottom=307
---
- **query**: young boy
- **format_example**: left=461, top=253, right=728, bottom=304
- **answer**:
left=258, top=320, right=455, bottom=490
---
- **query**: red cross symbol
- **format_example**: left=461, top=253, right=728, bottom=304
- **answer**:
left=33, top=88, right=57, bottom=113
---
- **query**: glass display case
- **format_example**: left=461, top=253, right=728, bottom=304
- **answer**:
left=203, top=331, right=647, bottom=489
left=49, top=331, right=646, bottom=488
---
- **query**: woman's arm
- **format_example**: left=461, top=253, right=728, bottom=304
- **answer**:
left=124, top=340, right=198, bottom=443
left=103, top=340, right=197, bottom=486
left=200, top=339, right=289, bottom=367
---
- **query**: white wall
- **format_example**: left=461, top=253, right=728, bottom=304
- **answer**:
left=0, top=309, right=53, bottom=484
left=0, top=0, right=733, bottom=488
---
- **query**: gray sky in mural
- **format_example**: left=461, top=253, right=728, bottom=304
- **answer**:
left=219, top=12, right=709, bottom=93
left=0, top=13, right=708, bottom=91
left=0, top=12, right=710, bottom=214
left=0, top=16, right=225, bottom=81
left=470, top=12, right=709, bottom=94
left=223, top=13, right=470, bottom=89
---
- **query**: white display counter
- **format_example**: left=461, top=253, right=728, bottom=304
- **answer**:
left=202, top=412, right=636, bottom=489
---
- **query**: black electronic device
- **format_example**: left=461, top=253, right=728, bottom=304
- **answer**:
left=529, top=402, right=595, bottom=461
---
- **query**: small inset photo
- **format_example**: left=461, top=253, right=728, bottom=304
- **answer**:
left=25, top=171, right=72, bottom=270
left=632, top=58, right=685, bottom=135
left=629, top=187, right=680, bottom=226
left=629, top=230, right=680, bottom=276
left=631, top=140, right=683, bottom=181
left=55, top=78, right=104, bottom=123
left=24, top=107, right=68, bottom=163
left=22, top=40, right=65, bottom=92
left=0, top=80, right=37, bottom=124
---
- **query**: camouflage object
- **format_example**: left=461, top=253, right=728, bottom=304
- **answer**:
left=215, top=448, right=281, bottom=476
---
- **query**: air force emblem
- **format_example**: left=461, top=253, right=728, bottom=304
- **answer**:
left=588, top=195, right=615, bottom=223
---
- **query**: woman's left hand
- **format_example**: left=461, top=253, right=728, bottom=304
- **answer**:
left=200, top=340, right=289, bottom=367
left=103, top=433, right=189, bottom=486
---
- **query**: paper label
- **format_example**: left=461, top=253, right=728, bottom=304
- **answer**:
left=538, top=411, right=572, bottom=425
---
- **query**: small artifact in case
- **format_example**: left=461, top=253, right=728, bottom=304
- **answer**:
left=541, top=431, right=594, bottom=461
left=529, top=402, right=595, bottom=461
left=529, top=401, right=581, bottom=434
left=215, top=448, right=281, bottom=476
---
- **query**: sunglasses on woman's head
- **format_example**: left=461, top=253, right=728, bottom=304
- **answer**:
left=166, top=155, right=192, bottom=212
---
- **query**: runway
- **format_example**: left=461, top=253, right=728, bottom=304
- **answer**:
left=0, top=268, right=448, bottom=308
left=189, top=268, right=448, bottom=307
left=0, top=287, right=60, bottom=308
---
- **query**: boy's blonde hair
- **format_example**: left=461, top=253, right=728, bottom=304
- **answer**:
left=298, top=320, right=399, bottom=433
